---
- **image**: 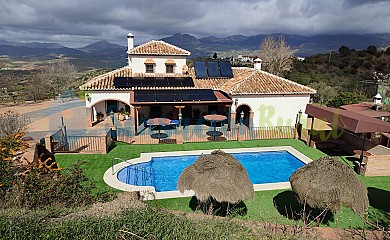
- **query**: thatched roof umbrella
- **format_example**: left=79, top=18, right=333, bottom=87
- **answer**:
left=289, top=156, right=369, bottom=214
left=177, top=150, right=254, bottom=204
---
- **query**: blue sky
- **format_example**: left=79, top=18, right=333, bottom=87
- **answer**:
left=0, top=0, right=389, bottom=47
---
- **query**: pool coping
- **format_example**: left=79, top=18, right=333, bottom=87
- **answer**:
left=103, top=146, right=312, bottom=200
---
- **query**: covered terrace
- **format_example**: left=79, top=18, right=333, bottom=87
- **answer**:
left=304, top=104, right=390, bottom=175
left=129, top=89, right=233, bottom=133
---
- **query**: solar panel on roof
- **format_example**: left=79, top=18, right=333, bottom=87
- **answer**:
left=155, top=78, right=169, bottom=87
left=194, top=61, right=208, bottom=78
left=206, top=61, right=221, bottom=77
left=219, top=61, right=233, bottom=78
left=182, top=77, right=195, bottom=87
left=167, top=78, right=182, bottom=87
left=134, top=90, right=217, bottom=102
left=114, top=77, right=129, bottom=88
left=143, top=78, right=156, bottom=86
left=127, top=77, right=194, bottom=87
left=128, top=78, right=143, bottom=87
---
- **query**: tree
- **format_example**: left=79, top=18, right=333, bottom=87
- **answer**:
left=25, top=72, right=50, bottom=102
left=373, top=71, right=390, bottom=84
left=41, top=61, right=78, bottom=95
left=213, top=52, right=218, bottom=59
left=0, top=58, right=6, bottom=70
left=326, top=92, right=366, bottom=108
left=366, top=45, right=377, bottom=55
left=308, top=82, right=339, bottom=105
left=0, top=58, right=8, bottom=89
left=258, top=35, right=297, bottom=77
left=338, top=46, right=350, bottom=56
left=0, top=111, right=31, bottom=137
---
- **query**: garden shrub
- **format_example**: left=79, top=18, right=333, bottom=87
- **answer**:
left=0, top=133, right=96, bottom=209
left=0, top=132, right=28, bottom=198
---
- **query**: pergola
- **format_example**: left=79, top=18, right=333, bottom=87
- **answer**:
left=305, top=104, right=390, bottom=172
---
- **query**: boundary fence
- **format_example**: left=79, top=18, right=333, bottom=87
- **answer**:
left=45, top=125, right=296, bottom=154
left=45, top=127, right=112, bottom=154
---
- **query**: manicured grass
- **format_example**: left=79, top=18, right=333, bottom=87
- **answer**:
left=55, top=139, right=390, bottom=229
left=150, top=177, right=390, bottom=229
left=55, top=139, right=326, bottom=192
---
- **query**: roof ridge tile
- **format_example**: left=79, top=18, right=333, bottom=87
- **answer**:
left=128, top=40, right=190, bottom=56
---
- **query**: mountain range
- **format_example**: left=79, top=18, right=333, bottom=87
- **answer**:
left=1, top=33, right=390, bottom=70
left=161, top=33, right=390, bottom=57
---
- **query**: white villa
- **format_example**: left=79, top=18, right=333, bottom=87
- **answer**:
left=233, top=54, right=257, bottom=63
left=80, top=33, right=315, bottom=132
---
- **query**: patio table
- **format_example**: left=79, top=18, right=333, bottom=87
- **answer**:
left=204, top=114, right=227, bottom=141
left=147, top=118, right=171, bottom=141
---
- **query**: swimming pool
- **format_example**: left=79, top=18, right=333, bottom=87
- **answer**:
left=104, top=146, right=312, bottom=200
left=117, top=151, right=305, bottom=192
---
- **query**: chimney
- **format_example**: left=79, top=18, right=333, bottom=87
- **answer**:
left=373, top=93, right=382, bottom=109
left=127, top=33, right=134, bottom=52
left=127, top=33, right=134, bottom=67
left=254, top=58, right=262, bottom=71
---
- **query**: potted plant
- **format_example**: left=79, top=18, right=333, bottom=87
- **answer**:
left=96, top=112, right=104, bottom=121
left=118, top=108, right=127, bottom=121
left=124, top=110, right=130, bottom=120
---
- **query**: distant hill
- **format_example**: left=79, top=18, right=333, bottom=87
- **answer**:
left=161, top=33, right=390, bottom=57
left=78, top=40, right=125, bottom=53
left=0, top=33, right=389, bottom=70
left=0, top=40, right=64, bottom=49
left=0, top=39, right=13, bottom=45
left=0, top=45, right=85, bottom=58
left=0, top=40, right=126, bottom=70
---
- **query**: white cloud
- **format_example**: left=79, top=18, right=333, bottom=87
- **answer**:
left=0, top=0, right=389, bottom=47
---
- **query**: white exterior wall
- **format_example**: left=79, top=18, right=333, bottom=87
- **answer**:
left=232, top=95, right=310, bottom=127
left=130, top=55, right=187, bottom=74
left=85, top=91, right=131, bottom=108
left=86, top=91, right=131, bottom=122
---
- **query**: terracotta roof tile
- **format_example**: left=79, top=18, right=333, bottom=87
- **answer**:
left=132, top=72, right=187, bottom=78
left=144, top=58, right=156, bottom=64
left=80, top=67, right=190, bottom=90
left=191, top=67, right=315, bottom=95
left=128, top=40, right=190, bottom=56
left=227, top=70, right=316, bottom=95
left=81, top=66, right=316, bottom=95
left=165, top=58, right=176, bottom=64
left=80, top=66, right=132, bottom=90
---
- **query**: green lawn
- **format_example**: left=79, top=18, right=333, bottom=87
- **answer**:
left=55, top=139, right=390, bottom=229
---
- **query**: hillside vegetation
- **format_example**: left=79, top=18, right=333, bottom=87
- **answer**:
left=287, top=46, right=390, bottom=98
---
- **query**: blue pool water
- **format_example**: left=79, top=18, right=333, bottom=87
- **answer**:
left=117, top=151, right=305, bottom=192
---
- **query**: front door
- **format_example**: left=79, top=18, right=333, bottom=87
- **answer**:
left=106, top=100, right=118, bottom=113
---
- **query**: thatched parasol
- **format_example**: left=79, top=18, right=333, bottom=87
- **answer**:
left=289, top=156, right=369, bottom=214
left=177, top=150, right=254, bottom=204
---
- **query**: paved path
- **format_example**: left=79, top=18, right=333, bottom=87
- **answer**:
left=1, top=98, right=107, bottom=141
left=25, top=100, right=84, bottom=122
